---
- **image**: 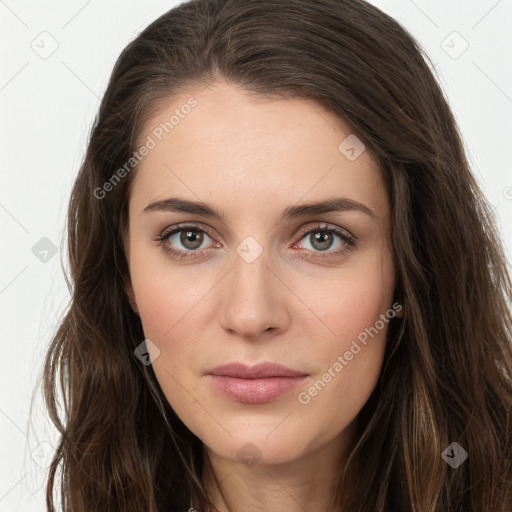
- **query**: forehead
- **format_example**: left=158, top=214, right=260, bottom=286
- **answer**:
left=130, top=79, right=389, bottom=221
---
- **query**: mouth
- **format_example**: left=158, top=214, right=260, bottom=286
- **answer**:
left=206, top=362, right=309, bottom=404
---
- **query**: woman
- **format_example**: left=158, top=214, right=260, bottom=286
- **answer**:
left=42, top=0, right=512, bottom=510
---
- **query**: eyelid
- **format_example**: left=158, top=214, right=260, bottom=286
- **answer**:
left=154, top=221, right=356, bottom=260
left=293, top=222, right=356, bottom=243
left=156, top=222, right=217, bottom=240
left=156, top=221, right=355, bottom=243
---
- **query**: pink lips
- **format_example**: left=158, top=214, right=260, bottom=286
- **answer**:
left=206, top=362, right=308, bottom=404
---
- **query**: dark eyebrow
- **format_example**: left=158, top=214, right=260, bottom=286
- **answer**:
left=281, top=197, right=377, bottom=220
left=142, top=196, right=377, bottom=221
left=142, top=197, right=225, bottom=218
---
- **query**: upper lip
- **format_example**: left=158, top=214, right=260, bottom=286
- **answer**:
left=207, top=362, right=308, bottom=379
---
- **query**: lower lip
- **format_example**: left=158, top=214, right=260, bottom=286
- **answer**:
left=208, top=375, right=308, bottom=404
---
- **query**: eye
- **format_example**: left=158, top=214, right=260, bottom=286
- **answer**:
left=154, top=223, right=219, bottom=259
left=293, top=223, right=355, bottom=259
left=154, top=222, right=355, bottom=261
left=168, top=228, right=208, bottom=250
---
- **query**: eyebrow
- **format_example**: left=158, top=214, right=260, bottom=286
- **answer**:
left=142, top=196, right=377, bottom=221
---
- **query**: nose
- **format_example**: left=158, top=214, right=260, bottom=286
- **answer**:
left=218, top=247, right=291, bottom=340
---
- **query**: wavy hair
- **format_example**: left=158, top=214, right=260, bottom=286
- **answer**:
left=42, top=0, right=512, bottom=510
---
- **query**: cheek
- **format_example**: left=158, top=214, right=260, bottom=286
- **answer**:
left=129, top=247, right=215, bottom=344
left=131, top=270, right=204, bottom=420
left=292, top=253, right=395, bottom=424
left=128, top=252, right=217, bottom=403
left=294, top=249, right=395, bottom=355
left=132, top=282, right=208, bottom=394
left=293, top=301, right=390, bottom=448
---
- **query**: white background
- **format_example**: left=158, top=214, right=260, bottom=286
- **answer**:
left=0, top=0, right=511, bottom=510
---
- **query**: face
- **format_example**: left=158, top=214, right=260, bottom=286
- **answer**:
left=124, top=79, right=398, bottom=467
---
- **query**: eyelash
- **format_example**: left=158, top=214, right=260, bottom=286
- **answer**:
left=153, top=222, right=355, bottom=261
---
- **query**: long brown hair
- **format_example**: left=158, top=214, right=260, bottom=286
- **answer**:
left=41, top=0, right=512, bottom=510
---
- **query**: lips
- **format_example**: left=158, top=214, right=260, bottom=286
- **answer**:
left=206, top=362, right=308, bottom=404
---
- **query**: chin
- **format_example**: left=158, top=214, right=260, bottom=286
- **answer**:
left=203, top=433, right=311, bottom=468
left=192, top=408, right=341, bottom=468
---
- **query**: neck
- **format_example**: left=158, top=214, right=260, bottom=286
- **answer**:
left=199, top=420, right=357, bottom=512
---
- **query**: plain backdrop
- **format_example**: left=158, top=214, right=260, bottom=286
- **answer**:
left=0, top=0, right=511, bottom=510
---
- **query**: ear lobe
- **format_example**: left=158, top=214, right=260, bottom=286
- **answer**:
left=124, top=278, right=140, bottom=316
left=393, top=302, right=404, bottom=318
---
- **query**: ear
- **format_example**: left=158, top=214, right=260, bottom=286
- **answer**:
left=124, top=277, right=140, bottom=316
left=392, top=274, right=404, bottom=318
left=392, top=300, right=404, bottom=318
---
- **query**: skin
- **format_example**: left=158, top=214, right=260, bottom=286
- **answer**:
left=124, top=78, right=399, bottom=512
